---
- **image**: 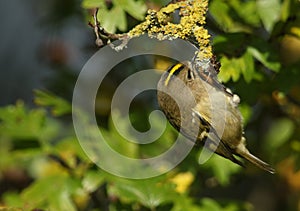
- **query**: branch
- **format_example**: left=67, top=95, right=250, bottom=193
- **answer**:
left=88, top=8, right=127, bottom=47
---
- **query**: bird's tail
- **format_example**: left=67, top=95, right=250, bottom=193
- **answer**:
left=241, top=150, right=275, bottom=174
left=236, top=139, right=275, bottom=174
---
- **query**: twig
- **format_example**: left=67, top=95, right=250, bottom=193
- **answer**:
left=88, top=8, right=127, bottom=47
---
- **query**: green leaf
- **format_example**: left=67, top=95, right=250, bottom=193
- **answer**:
left=108, top=177, right=175, bottom=209
left=113, top=0, right=146, bottom=20
left=256, top=0, right=281, bottom=32
left=172, top=196, right=203, bottom=211
left=291, top=140, right=300, bottom=152
left=2, top=192, right=23, bottom=208
left=199, top=198, right=222, bottom=211
left=247, top=47, right=281, bottom=72
left=199, top=198, right=249, bottom=211
left=85, top=0, right=146, bottom=33
left=0, top=207, right=23, bottom=211
left=21, top=175, right=80, bottom=211
left=98, top=6, right=127, bottom=33
left=240, top=50, right=255, bottom=83
left=34, top=90, right=71, bottom=116
left=82, top=170, right=105, bottom=192
left=104, top=110, right=139, bottom=158
left=81, top=0, right=105, bottom=8
left=280, top=0, right=291, bottom=22
left=0, top=101, right=46, bottom=140
left=54, top=137, right=90, bottom=163
left=209, top=0, right=237, bottom=32
left=264, top=118, right=295, bottom=150
left=227, top=0, right=260, bottom=27
left=218, top=51, right=256, bottom=83
left=111, top=6, right=127, bottom=32
left=218, top=56, right=241, bottom=83
left=200, top=154, right=241, bottom=186
left=238, top=103, right=252, bottom=126
left=209, top=0, right=257, bottom=33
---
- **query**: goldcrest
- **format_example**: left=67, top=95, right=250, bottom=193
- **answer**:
left=157, top=61, right=275, bottom=173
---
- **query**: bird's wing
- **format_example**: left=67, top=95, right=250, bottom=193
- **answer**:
left=192, top=108, right=245, bottom=167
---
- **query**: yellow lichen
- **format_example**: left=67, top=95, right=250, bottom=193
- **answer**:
left=128, top=0, right=212, bottom=59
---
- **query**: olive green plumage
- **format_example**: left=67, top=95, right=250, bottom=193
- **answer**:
left=157, top=61, right=275, bottom=174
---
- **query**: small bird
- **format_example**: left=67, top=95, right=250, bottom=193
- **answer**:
left=157, top=60, right=275, bottom=174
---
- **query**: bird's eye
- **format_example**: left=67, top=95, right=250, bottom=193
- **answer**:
left=186, top=69, right=194, bottom=81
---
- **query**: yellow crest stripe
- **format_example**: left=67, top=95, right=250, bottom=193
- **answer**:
left=164, top=63, right=184, bottom=86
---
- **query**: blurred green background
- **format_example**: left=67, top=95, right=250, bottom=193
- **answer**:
left=0, top=0, right=300, bottom=210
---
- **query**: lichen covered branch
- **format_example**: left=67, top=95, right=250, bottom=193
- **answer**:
left=89, top=0, right=212, bottom=59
